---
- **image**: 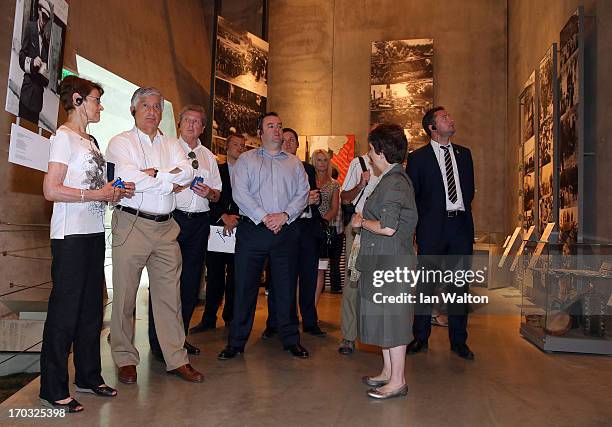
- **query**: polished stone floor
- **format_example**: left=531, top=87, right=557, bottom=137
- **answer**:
left=1, top=287, right=612, bottom=427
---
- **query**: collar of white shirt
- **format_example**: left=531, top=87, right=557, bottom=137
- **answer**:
left=430, top=139, right=453, bottom=152
left=133, top=126, right=163, bottom=145
left=178, top=136, right=202, bottom=153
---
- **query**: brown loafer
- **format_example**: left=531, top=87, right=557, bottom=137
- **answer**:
left=118, top=365, right=137, bottom=384
left=168, top=364, right=204, bottom=383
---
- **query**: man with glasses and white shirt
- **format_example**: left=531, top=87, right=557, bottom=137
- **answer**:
left=148, top=104, right=221, bottom=359
left=106, top=88, right=204, bottom=384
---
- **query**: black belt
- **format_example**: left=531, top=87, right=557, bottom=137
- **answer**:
left=446, top=210, right=466, bottom=218
left=173, top=209, right=209, bottom=219
left=240, top=216, right=266, bottom=227
left=117, top=205, right=172, bottom=222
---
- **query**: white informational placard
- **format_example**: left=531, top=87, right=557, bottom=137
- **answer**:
left=208, top=225, right=236, bottom=253
left=528, top=222, right=556, bottom=268
left=8, top=123, right=50, bottom=172
left=498, top=227, right=521, bottom=268
left=510, top=225, right=535, bottom=272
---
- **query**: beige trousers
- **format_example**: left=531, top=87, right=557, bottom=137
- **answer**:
left=110, top=209, right=188, bottom=371
left=340, top=223, right=359, bottom=341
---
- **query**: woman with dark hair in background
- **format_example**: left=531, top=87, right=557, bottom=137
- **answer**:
left=40, top=76, right=134, bottom=412
left=351, top=124, right=417, bottom=399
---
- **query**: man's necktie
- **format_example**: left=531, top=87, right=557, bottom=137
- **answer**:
left=440, top=145, right=458, bottom=204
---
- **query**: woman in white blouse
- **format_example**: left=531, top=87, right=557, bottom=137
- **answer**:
left=40, top=76, right=134, bottom=413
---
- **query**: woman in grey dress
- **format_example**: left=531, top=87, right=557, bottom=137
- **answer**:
left=352, top=124, right=417, bottom=399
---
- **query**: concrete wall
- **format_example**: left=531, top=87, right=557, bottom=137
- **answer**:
left=267, top=0, right=509, bottom=236
left=0, top=0, right=214, bottom=317
left=507, top=0, right=611, bottom=242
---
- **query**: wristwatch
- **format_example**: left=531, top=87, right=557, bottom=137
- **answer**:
left=153, top=168, right=158, bottom=178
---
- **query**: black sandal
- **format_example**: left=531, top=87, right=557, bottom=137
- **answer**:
left=40, top=397, right=84, bottom=413
left=75, top=384, right=118, bottom=397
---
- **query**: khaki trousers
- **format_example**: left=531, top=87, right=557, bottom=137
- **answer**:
left=340, top=223, right=359, bottom=342
left=110, top=210, right=188, bottom=371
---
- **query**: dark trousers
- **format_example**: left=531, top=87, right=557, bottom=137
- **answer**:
left=40, top=234, right=105, bottom=402
left=266, top=218, right=320, bottom=330
left=201, top=250, right=235, bottom=326
left=229, top=221, right=300, bottom=349
left=149, top=212, right=209, bottom=351
left=328, top=229, right=344, bottom=291
left=19, top=98, right=40, bottom=125
left=413, top=214, right=473, bottom=345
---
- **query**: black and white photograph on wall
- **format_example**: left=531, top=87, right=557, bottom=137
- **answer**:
left=521, top=74, right=535, bottom=145
left=216, top=16, right=268, bottom=98
left=523, top=172, right=535, bottom=230
left=536, top=45, right=556, bottom=234
left=523, top=136, right=535, bottom=230
left=5, top=0, right=68, bottom=132
left=370, top=39, right=433, bottom=151
left=213, top=78, right=266, bottom=140
left=558, top=7, right=583, bottom=245
left=213, top=16, right=268, bottom=154
left=559, top=53, right=578, bottom=117
left=539, top=162, right=553, bottom=233
left=560, top=9, right=579, bottom=65
left=518, top=72, right=535, bottom=230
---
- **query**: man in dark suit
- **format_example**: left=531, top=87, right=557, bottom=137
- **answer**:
left=190, top=134, right=246, bottom=333
left=18, top=0, right=51, bottom=125
left=263, top=128, right=326, bottom=338
left=406, top=106, right=476, bottom=360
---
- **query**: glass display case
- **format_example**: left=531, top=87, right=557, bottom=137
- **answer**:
left=473, top=231, right=509, bottom=289
left=518, top=241, right=612, bottom=354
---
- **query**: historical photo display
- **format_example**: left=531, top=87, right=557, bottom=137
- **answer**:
left=536, top=46, right=556, bottom=234
left=370, top=39, right=433, bottom=151
left=558, top=8, right=582, bottom=244
left=213, top=16, right=268, bottom=153
left=5, top=0, right=69, bottom=132
left=523, top=135, right=536, bottom=231
left=519, top=72, right=536, bottom=231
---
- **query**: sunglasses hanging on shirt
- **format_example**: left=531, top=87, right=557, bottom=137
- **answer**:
left=187, top=151, right=199, bottom=170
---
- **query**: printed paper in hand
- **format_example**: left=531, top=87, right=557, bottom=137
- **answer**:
left=208, top=225, right=236, bottom=253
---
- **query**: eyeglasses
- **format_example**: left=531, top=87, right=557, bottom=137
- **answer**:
left=188, top=151, right=199, bottom=169
left=86, top=95, right=102, bottom=105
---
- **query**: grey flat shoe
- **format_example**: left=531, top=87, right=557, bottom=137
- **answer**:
left=367, top=384, right=408, bottom=399
left=361, top=376, right=390, bottom=387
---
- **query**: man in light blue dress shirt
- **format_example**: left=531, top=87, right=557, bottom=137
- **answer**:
left=218, top=112, right=311, bottom=359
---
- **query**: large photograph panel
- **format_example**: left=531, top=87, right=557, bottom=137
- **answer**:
left=216, top=16, right=268, bottom=98
left=370, top=39, right=433, bottom=151
left=5, top=0, right=69, bottom=132
left=536, top=45, right=556, bottom=234
left=212, top=16, right=269, bottom=154
left=213, top=78, right=266, bottom=139
left=558, top=8, right=582, bottom=244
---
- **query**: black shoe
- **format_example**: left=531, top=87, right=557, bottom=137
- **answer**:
left=150, top=348, right=165, bottom=363
left=261, top=327, right=277, bottom=340
left=338, top=339, right=355, bottom=355
left=218, top=345, right=243, bottom=360
left=451, top=343, right=475, bottom=360
left=189, top=322, right=216, bottom=334
left=284, top=344, right=309, bottom=358
left=303, top=325, right=327, bottom=337
left=184, top=340, right=201, bottom=355
left=406, top=339, right=428, bottom=355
